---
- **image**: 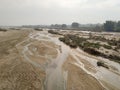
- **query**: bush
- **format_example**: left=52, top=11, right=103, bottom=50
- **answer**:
left=34, top=28, right=43, bottom=31
left=91, top=36, right=106, bottom=42
left=59, top=36, right=77, bottom=48
left=59, top=34, right=120, bottom=64
left=109, top=55, right=120, bottom=63
left=83, top=42, right=100, bottom=49
left=97, top=61, right=104, bottom=66
left=48, top=30, right=61, bottom=35
left=103, top=44, right=112, bottom=49
left=59, top=35, right=100, bottom=49
left=69, top=42, right=77, bottom=48
left=0, top=28, right=7, bottom=32
left=59, top=37, right=65, bottom=42
left=97, top=61, right=109, bottom=69
left=83, top=48, right=101, bottom=55
left=107, top=39, right=118, bottom=46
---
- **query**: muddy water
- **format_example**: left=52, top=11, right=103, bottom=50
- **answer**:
left=45, top=38, right=70, bottom=90
left=29, top=31, right=70, bottom=90
left=74, top=48, right=120, bottom=89
left=28, top=31, right=120, bottom=90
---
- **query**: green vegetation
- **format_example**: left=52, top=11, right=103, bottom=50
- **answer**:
left=116, top=21, right=120, bottom=32
left=71, top=22, right=79, bottom=29
left=97, top=61, right=109, bottom=69
left=59, top=34, right=120, bottom=63
left=83, top=42, right=100, bottom=49
left=34, top=28, right=43, bottom=31
left=104, top=20, right=120, bottom=32
left=90, top=35, right=119, bottom=50
left=48, top=30, right=62, bottom=35
left=59, top=35, right=101, bottom=49
left=59, top=36, right=77, bottom=48
left=104, top=21, right=115, bottom=32
left=108, top=55, right=120, bottom=63
left=90, top=36, right=106, bottom=42
left=107, top=39, right=120, bottom=46
left=61, top=24, right=67, bottom=29
left=0, top=28, right=7, bottom=32
left=102, top=44, right=112, bottom=49
left=107, top=39, right=120, bottom=52
left=59, top=35, right=86, bottom=48
left=83, top=48, right=101, bottom=55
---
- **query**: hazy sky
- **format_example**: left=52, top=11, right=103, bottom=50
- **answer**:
left=0, top=0, right=120, bottom=25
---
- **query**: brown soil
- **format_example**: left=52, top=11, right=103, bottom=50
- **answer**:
left=0, top=30, right=46, bottom=90
left=76, top=55, right=97, bottom=73
left=28, top=41, right=58, bottom=58
left=63, top=55, right=105, bottom=90
left=101, top=80, right=120, bottom=90
left=25, top=40, right=58, bottom=65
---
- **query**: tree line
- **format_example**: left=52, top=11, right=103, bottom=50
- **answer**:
left=104, top=21, right=120, bottom=32
left=49, top=21, right=120, bottom=32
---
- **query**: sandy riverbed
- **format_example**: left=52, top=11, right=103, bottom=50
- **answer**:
left=0, top=29, right=120, bottom=90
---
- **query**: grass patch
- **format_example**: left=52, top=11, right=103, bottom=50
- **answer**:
left=59, top=34, right=120, bottom=64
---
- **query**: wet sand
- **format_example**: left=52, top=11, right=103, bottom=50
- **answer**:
left=0, top=30, right=45, bottom=90
left=0, top=29, right=120, bottom=90
left=63, top=55, right=105, bottom=90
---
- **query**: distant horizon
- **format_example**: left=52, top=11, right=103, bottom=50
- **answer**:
left=0, top=0, right=120, bottom=26
left=0, top=21, right=114, bottom=26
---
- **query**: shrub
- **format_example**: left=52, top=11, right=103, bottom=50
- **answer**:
left=83, top=42, right=100, bottom=49
left=34, top=28, right=43, bottom=31
left=83, top=48, right=101, bottom=55
left=59, top=34, right=120, bottom=64
left=69, top=42, right=77, bottom=48
left=97, top=61, right=109, bottom=69
left=103, top=44, right=112, bottom=49
left=97, top=61, right=104, bottom=66
left=48, top=30, right=61, bottom=35
left=109, top=55, right=120, bottom=63
left=0, top=28, right=7, bottom=32
left=91, top=36, right=106, bottom=42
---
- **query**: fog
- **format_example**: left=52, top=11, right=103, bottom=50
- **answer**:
left=0, top=0, right=120, bottom=25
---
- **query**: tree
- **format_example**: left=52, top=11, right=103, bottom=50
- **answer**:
left=71, top=22, right=79, bottom=28
left=104, top=21, right=115, bottom=32
left=116, top=21, right=120, bottom=32
left=61, top=24, right=67, bottom=29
